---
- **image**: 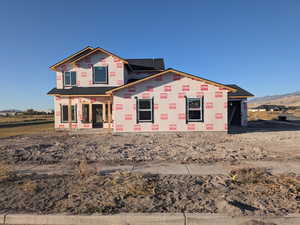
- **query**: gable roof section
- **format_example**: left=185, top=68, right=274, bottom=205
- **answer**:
left=50, top=46, right=128, bottom=71
left=227, top=84, right=254, bottom=98
left=50, top=46, right=94, bottom=70
left=126, top=58, right=165, bottom=71
left=70, top=47, right=128, bottom=65
left=106, top=68, right=237, bottom=94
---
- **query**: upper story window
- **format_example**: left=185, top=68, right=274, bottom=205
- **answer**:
left=186, top=97, right=203, bottom=122
left=93, top=66, right=108, bottom=84
left=64, top=72, right=76, bottom=86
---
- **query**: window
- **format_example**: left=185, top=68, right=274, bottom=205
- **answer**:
left=82, top=104, right=90, bottom=123
left=63, top=72, right=76, bottom=86
left=136, top=98, right=153, bottom=123
left=186, top=97, right=203, bottom=122
left=93, top=66, right=108, bottom=83
left=61, top=105, right=77, bottom=123
left=61, top=105, right=68, bottom=122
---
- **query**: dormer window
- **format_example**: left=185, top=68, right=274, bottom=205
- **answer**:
left=93, top=66, right=108, bottom=84
left=63, top=72, right=76, bottom=86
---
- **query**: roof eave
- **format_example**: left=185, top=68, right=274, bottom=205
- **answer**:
left=106, top=69, right=237, bottom=94
left=49, top=46, right=94, bottom=71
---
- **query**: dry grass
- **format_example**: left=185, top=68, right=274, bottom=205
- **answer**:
left=0, top=123, right=54, bottom=138
left=77, top=160, right=98, bottom=178
left=0, top=115, right=53, bottom=124
left=248, top=111, right=281, bottom=121
left=230, top=168, right=269, bottom=185
left=21, top=180, right=38, bottom=193
left=0, top=162, right=14, bottom=181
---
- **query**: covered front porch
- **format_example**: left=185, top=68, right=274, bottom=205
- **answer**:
left=53, top=95, right=113, bottom=129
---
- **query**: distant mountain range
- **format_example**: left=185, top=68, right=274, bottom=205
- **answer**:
left=249, top=91, right=300, bottom=108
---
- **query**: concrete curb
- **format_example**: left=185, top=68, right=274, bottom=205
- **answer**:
left=1, top=213, right=300, bottom=225
left=1, top=213, right=184, bottom=225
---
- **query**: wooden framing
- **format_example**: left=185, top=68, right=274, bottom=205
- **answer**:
left=48, top=94, right=110, bottom=97
left=229, top=96, right=253, bottom=99
left=50, top=46, right=94, bottom=71
left=108, top=101, right=112, bottom=129
left=106, top=69, right=237, bottom=94
left=68, top=97, right=72, bottom=128
left=70, top=47, right=128, bottom=66
left=89, top=103, right=92, bottom=123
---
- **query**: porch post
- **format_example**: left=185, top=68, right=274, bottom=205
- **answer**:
left=68, top=97, right=72, bottom=129
left=108, top=100, right=112, bottom=129
left=103, top=102, right=106, bottom=122
left=89, top=103, right=92, bottom=123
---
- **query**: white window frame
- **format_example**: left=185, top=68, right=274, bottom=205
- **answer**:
left=138, top=99, right=153, bottom=122
left=187, top=97, right=203, bottom=122
left=63, top=71, right=76, bottom=86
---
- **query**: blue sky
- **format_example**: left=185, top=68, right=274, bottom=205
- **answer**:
left=0, top=0, right=299, bottom=110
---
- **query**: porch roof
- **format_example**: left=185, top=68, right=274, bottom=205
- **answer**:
left=47, top=87, right=117, bottom=96
left=227, top=84, right=254, bottom=98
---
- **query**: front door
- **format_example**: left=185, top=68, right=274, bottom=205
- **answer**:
left=92, top=104, right=103, bottom=128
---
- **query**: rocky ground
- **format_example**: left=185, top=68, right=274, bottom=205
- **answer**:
left=0, top=120, right=299, bottom=216
left=0, top=167, right=299, bottom=216
left=0, top=130, right=275, bottom=166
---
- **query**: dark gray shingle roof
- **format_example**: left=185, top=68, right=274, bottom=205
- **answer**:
left=126, top=58, right=165, bottom=70
left=227, top=84, right=254, bottom=97
left=47, top=87, right=117, bottom=95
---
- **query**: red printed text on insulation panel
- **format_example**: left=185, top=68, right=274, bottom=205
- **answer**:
left=205, top=124, right=214, bottom=130
left=169, top=124, right=177, bottom=131
left=160, top=113, right=168, bottom=120
left=124, top=114, right=133, bottom=120
left=178, top=92, right=186, bottom=99
left=187, top=124, right=196, bottom=131
left=169, top=103, right=176, bottom=109
left=215, top=113, right=223, bottom=119
left=178, top=113, right=186, bottom=120
left=116, top=124, right=124, bottom=131
left=81, top=72, right=88, bottom=77
left=115, top=104, right=123, bottom=110
left=164, top=85, right=172, bottom=92
left=205, top=102, right=213, bottom=109
left=109, top=72, right=116, bottom=77
left=215, top=91, right=223, bottom=98
left=134, top=124, right=141, bottom=131
left=182, top=85, right=190, bottom=91
left=200, top=84, right=208, bottom=91
left=152, top=124, right=159, bottom=131
left=160, top=93, right=168, bottom=99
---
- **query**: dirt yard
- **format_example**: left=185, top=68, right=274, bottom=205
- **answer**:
left=0, top=120, right=299, bottom=216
